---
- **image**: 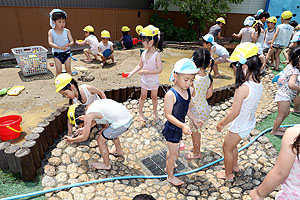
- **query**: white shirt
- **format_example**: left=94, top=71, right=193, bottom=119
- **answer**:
left=98, top=41, right=113, bottom=53
left=84, top=35, right=99, bottom=53
left=212, top=43, right=229, bottom=57
left=239, top=27, right=255, bottom=43
left=274, top=24, right=294, bottom=47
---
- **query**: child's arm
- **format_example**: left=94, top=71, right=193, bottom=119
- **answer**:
left=217, top=31, right=223, bottom=40
left=232, top=28, right=243, bottom=38
left=164, top=91, right=191, bottom=135
left=110, top=43, right=114, bottom=54
left=206, top=84, right=213, bottom=99
left=119, top=36, right=123, bottom=43
left=210, top=46, right=216, bottom=57
left=269, top=27, right=280, bottom=49
left=128, top=57, right=143, bottom=77
left=76, top=39, right=88, bottom=45
left=216, top=84, right=249, bottom=132
left=86, top=85, right=107, bottom=99
left=250, top=126, right=298, bottom=199
left=138, top=53, right=162, bottom=75
left=288, top=74, right=300, bottom=91
left=65, top=29, right=74, bottom=50
left=251, top=31, right=258, bottom=43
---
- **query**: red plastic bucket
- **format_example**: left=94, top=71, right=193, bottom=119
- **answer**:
left=133, top=38, right=138, bottom=45
left=0, top=115, right=22, bottom=141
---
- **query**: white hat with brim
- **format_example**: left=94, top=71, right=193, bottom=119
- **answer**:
left=169, top=58, right=199, bottom=81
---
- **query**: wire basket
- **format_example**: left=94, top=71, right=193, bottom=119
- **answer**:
left=11, top=46, right=48, bottom=76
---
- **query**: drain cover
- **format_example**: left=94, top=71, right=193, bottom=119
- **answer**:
left=141, top=149, right=185, bottom=176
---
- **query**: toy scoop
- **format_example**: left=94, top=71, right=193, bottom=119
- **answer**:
left=122, top=72, right=129, bottom=78
left=77, top=40, right=83, bottom=42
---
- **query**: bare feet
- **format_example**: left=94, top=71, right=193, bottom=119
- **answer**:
left=92, top=162, right=111, bottom=170
left=282, top=61, right=289, bottom=64
left=278, top=127, right=286, bottom=132
left=109, top=148, right=125, bottom=156
left=100, top=63, right=104, bottom=67
left=216, top=170, right=235, bottom=180
left=270, top=130, right=285, bottom=136
left=139, top=114, right=146, bottom=125
left=167, top=176, right=184, bottom=186
left=83, top=59, right=92, bottom=62
left=184, top=152, right=201, bottom=160
left=222, top=165, right=240, bottom=172
left=153, top=114, right=159, bottom=122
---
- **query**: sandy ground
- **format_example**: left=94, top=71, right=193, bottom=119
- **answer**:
left=0, top=47, right=234, bottom=134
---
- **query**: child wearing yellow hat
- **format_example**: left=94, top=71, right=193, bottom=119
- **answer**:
left=98, top=30, right=114, bottom=67
left=76, top=25, right=99, bottom=62
left=263, top=16, right=277, bottom=67
left=119, top=26, right=133, bottom=50
left=217, top=43, right=263, bottom=180
left=208, top=17, right=225, bottom=40
left=265, top=11, right=294, bottom=70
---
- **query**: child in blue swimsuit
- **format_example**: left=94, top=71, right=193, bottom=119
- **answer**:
left=48, top=9, right=74, bottom=76
left=162, top=58, right=202, bottom=186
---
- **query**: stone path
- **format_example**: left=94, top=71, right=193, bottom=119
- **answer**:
left=42, top=69, right=280, bottom=200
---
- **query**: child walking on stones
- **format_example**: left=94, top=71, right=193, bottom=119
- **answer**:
left=48, top=9, right=74, bottom=76
left=55, top=73, right=106, bottom=136
left=127, top=25, right=163, bottom=123
left=76, top=25, right=99, bottom=62
left=185, top=48, right=214, bottom=159
left=216, top=43, right=263, bottom=180
left=64, top=99, right=132, bottom=170
left=271, top=46, right=300, bottom=136
left=162, top=58, right=202, bottom=186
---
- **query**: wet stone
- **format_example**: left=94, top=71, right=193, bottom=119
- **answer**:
left=44, top=165, right=56, bottom=177
left=55, top=172, right=68, bottom=183
left=57, top=191, right=73, bottom=200
left=48, top=157, right=61, bottom=166
left=51, top=148, right=62, bottom=157
left=42, top=176, right=55, bottom=187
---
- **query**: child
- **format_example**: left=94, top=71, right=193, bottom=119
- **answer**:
left=208, top=17, right=225, bottom=40
left=162, top=58, right=202, bottom=186
left=265, top=11, right=294, bottom=71
left=263, top=17, right=277, bottom=67
left=202, top=34, right=229, bottom=78
left=64, top=99, right=132, bottom=170
left=98, top=30, right=114, bottom=67
left=48, top=9, right=74, bottom=76
left=136, top=25, right=143, bottom=36
left=75, top=25, right=99, bottom=62
left=252, top=20, right=266, bottom=71
left=216, top=42, right=263, bottom=180
left=119, top=26, right=133, bottom=50
left=271, top=46, right=300, bottom=136
left=232, top=16, right=255, bottom=43
left=127, top=25, right=163, bottom=123
left=185, top=48, right=214, bottom=159
left=250, top=125, right=300, bottom=200
left=283, top=22, right=300, bottom=64
left=257, top=11, right=270, bottom=28
left=55, top=73, right=106, bottom=136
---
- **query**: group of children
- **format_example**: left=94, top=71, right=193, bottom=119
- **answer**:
left=50, top=7, right=300, bottom=198
left=48, top=9, right=138, bottom=75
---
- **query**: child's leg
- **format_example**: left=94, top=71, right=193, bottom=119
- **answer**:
left=271, top=101, right=290, bottom=136
left=100, top=55, right=106, bottom=67
left=217, top=131, right=241, bottom=180
left=293, top=94, right=300, bottom=112
left=83, top=49, right=92, bottom=61
left=121, top=41, right=126, bottom=50
left=259, top=55, right=266, bottom=72
left=166, top=142, right=184, bottom=186
left=109, top=137, right=125, bottom=155
left=64, top=57, right=72, bottom=76
left=54, top=57, right=63, bottom=76
left=150, top=89, right=159, bottom=120
left=282, top=48, right=289, bottom=64
left=93, top=134, right=111, bottom=170
left=139, top=88, right=147, bottom=122
left=185, top=131, right=201, bottom=159
left=270, top=53, right=275, bottom=65
left=264, top=48, right=276, bottom=68
left=107, top=54, right=115, bottom=63
left=213, top=64, right=220, bottom=78
left=274, top=48, right=283, bottom=70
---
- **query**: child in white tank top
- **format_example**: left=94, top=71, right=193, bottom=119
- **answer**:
left=54, top=73, right=106, bottom=136
left=216, top=43, right=263, bottom=180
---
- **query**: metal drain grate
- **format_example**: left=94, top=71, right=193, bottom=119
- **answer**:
left=141, top=149, right=185, bottom=176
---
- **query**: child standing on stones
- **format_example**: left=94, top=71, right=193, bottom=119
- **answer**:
left=216, top=43, right=263, bottom=180
left=162, top=58, right=202, bottom=186
left=48, top=9, right=74, bottom=76
left=232, top=16, right=255, bottom=43
left=271, top=46, right=300, bottom=136
left=127, top=25, right=163, bottom=123
left=185, top=48, right=214, bottom=159
left=64, top=99, right=132, bottom=170
left=55, top=73, right=106, bottom=136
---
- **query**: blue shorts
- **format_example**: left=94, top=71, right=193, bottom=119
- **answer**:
left=123, top=42, right=133, bottom=49
left=53, top=50, right=71, bottom=64
left=101, top=119, right=132, bottom=140
left=162, top=122, right=182, bottom=143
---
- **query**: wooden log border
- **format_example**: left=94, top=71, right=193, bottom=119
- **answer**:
left=0, top=83, right=235, bottom=181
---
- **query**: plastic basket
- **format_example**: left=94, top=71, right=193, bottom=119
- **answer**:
left=11, top=46, right=48, bottom=76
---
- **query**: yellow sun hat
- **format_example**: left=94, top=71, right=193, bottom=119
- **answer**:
left=55, top=73, right=72, bottom=93
left=67, top=104, right=79, bottom=125
left=101, top=30, right=110, bottom=38
left=252, top=20, right=259, bottom=28
left=229, top=42, right=259, bottom=63
left=139, top=25, right=159, bottom=37
left=216, top=17, right=226, bottom=24
left=135, top=25, right=143, bottom=35
left=83, top=25, right=94, bottom=32
left=281, top=10, right=293, bottom=20
left=267, top=16, right=277, bottom=24
left=121, top=26, right=130, bottom=32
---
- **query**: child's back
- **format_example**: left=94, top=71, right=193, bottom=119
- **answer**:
left=240, top=27, right=255, bottom=43
left=274, top=23, right=294, bottom=47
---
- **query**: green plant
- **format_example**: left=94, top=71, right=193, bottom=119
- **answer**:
left=150, top=13, right=197, bottom=42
